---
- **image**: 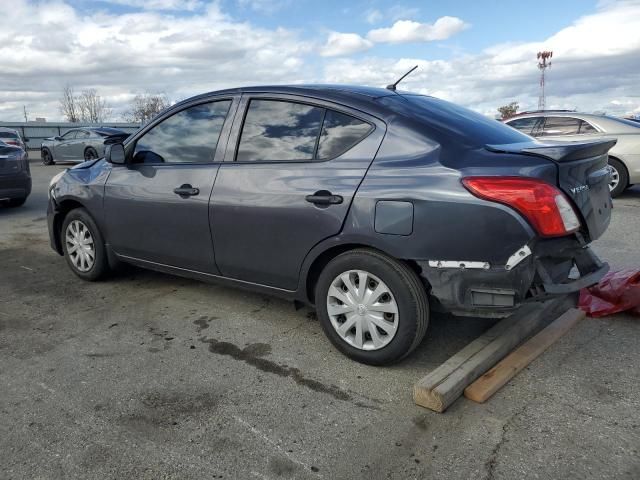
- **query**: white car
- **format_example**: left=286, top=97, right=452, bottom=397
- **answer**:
left=504, top=111, right=640, bottom=197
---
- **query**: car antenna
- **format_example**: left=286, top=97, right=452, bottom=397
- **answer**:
left=386, top=65, right=418, bottom=91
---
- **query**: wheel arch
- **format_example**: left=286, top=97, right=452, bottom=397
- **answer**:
left=51, top=199, right=89, bottom=255
left=301, top=241, right=424, bottom=305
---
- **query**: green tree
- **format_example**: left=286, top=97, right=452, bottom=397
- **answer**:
left=497, top=102, right=519, bottom=120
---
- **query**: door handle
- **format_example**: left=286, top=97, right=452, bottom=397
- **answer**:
left=305, top=191, right=343, bottom=206
left=173, top=184, right=200, bottom=197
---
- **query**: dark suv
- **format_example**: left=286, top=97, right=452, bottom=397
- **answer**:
left=47, top=85, right=613, bottom=364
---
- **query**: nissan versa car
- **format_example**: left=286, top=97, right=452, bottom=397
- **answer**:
left=504, top=111, right=639, bottom=197
left=47, top=85, right=614, bottom=365
left=0, top=140, right=31, bottom=207
left=41, top=127, right=130, bottom=165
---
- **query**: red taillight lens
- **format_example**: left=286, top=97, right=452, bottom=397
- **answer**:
left=462, top=176, right=581, bottom=237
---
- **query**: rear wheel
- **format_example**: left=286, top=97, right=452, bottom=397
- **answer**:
left=84, top=147, right=98, bottom=161
left=61, top=208, right=109, bottom=281
left=608, top=157, right=628, bottom=198
left=42, top=148, right=54, bottom=165
left=315, top=249, right=429, bottom=365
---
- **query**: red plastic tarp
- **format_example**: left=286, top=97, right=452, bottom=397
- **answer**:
left=579, top=269, right=640, bottom=317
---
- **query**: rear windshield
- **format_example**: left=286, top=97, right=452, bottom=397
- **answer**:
left=0, top=131, right=18, bottom=139
left=382, top=94, right=532, bottom=146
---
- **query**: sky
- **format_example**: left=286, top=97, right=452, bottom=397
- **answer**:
left=1, top=0, right=639, bottom=121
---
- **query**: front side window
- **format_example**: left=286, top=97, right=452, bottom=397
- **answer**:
left=133, top=100, right=231, bottom=164
left=61, top=131, right=77, bottom=140
left=541, top=117, right=581, bottom=136
left=505, top=117, right=541, bottom=135
left=237, top=100, right=324, bottom=162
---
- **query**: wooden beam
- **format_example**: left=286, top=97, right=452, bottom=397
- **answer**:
left=464, top=307, right=585, bottom=404
left=414, top=298, right=568, bottom=412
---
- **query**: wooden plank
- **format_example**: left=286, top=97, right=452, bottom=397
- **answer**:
left=464, top=307, right=585, bottom=403
left=414, top=298, right=566, bottom=412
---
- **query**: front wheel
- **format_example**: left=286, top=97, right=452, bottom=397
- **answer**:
left=608, top=158, right=628, bottom=198
left=61, top=208, right=110, bottom=281
left=315, top=249, right=429, bottom=365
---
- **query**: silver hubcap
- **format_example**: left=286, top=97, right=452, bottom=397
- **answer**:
left=327, top=270, right=399, bottom=351
left=65, top=220, right=95, bottom=272
left=609, top=164, right=620, bottom=191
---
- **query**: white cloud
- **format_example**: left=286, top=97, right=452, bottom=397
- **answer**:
left=367, top=16, right=468, bottom=44
left=99, top=0, right=204, bottom=11
left=326, top=2, right=640, bottom=116
left=364, top=9, right=383, bottom=25
left=320, top=32, right=373, bottom=57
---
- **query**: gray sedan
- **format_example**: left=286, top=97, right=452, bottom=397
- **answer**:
left=41, top=127, right=129, bottom=165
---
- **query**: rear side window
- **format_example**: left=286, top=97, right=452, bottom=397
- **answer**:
left=541, top=117, right=581, bottom=136
left=237, top=100, right=324, bottom=161
left=133, top=100, right=231, bottom=164
left=506, top=117, right=541, bottom=135
left=317, top=110, right=372, bottom=159
left=579, top=121, right=597, bottom=134
left=236, top=99, right=372, bottom=162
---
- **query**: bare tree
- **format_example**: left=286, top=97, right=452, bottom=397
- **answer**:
left=497, top=101, right=519, bottom=120
left=124, top=93, right=170, bottom=124
left=60, top=85, right=80, bottom=123
left=78, top=89, right=112, bottom=123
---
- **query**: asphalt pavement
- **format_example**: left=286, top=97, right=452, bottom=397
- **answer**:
left=1, top=161, right=639, bottom=479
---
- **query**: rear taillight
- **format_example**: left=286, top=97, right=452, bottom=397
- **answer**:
left=462, top=176, right=581, bottom=237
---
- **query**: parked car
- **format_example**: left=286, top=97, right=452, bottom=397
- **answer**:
left=0, top=127, right=28, bottom=150
left=503, top=111, right=640, bottom=197
left=0, top=140, right=31, bottom=207
left=47, top=85, right=613, bottom=365
left=41, top=127, right=130, bottom=165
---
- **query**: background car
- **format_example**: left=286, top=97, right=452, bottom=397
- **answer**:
left=0, top=140, right=31, bottom=207
left=0, top=127, right=28, bottom=151
left=503, top=111, right=640, bottom=197
left=41, top=127, right=130, bottom=165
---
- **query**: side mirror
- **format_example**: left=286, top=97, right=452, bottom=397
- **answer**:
left=23, top=137, right=29, bottom=142
left=106, top=143, right=126, bottom=165
left=54, top=136, right=62, bottom=141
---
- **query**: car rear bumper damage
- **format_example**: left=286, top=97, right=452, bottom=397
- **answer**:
left=417, top=235, right=608, bottom=317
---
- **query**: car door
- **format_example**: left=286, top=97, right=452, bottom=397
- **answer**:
left=103, top=97, right=237, bottom=273
left=71, top=130, right=90, bottom=160
left=55, top=130, right=77, bottom=160
left=209, top=94, right=386, bottom=290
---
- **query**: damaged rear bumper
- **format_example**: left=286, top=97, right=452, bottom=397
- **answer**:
left=418, top=236, right=608, bottom=317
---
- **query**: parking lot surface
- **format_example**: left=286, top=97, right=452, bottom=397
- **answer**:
left=1, top=162, right=639, bottom=479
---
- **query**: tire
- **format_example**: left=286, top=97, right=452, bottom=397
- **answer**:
left=6, top=198, right=26, bottom=207
left=61, top=208, right=109, bottom=281
left=42, top=148, right=54, bottom=165
left=84, top=147, right=98, bottom=161
left=315, top=249, right=429, bottom=365
left=608, top=157, right=628, bottom=198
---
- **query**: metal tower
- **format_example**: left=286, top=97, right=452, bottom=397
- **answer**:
left=537, top=51, right=553, bottom=110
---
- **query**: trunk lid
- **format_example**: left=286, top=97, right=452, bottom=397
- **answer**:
left=0, top=145, right=22, bottom=174
left=486, top=138, right=617, bottom=241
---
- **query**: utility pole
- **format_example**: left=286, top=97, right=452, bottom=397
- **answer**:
left=23, top=106, right=29, bottom=122
left=537, top=51, right=552, bottom=110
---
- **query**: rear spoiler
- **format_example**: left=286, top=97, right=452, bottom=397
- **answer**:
left=485, top=138, right=617, bottom=162
left=103, top=133, right=130, bottom=145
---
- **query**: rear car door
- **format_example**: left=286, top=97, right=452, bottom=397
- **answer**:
left=103, top=97, right=237, bottom=273
left=209, top=94, right=386, bottom=290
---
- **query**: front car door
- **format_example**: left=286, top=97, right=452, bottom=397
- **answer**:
left=103, top=96, right=237, bottom=273
left=71, top=129, right=91, bottom=160
left=209, top=94, right=386, bottom=290
left=55, top=130, right=77, bottom=160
